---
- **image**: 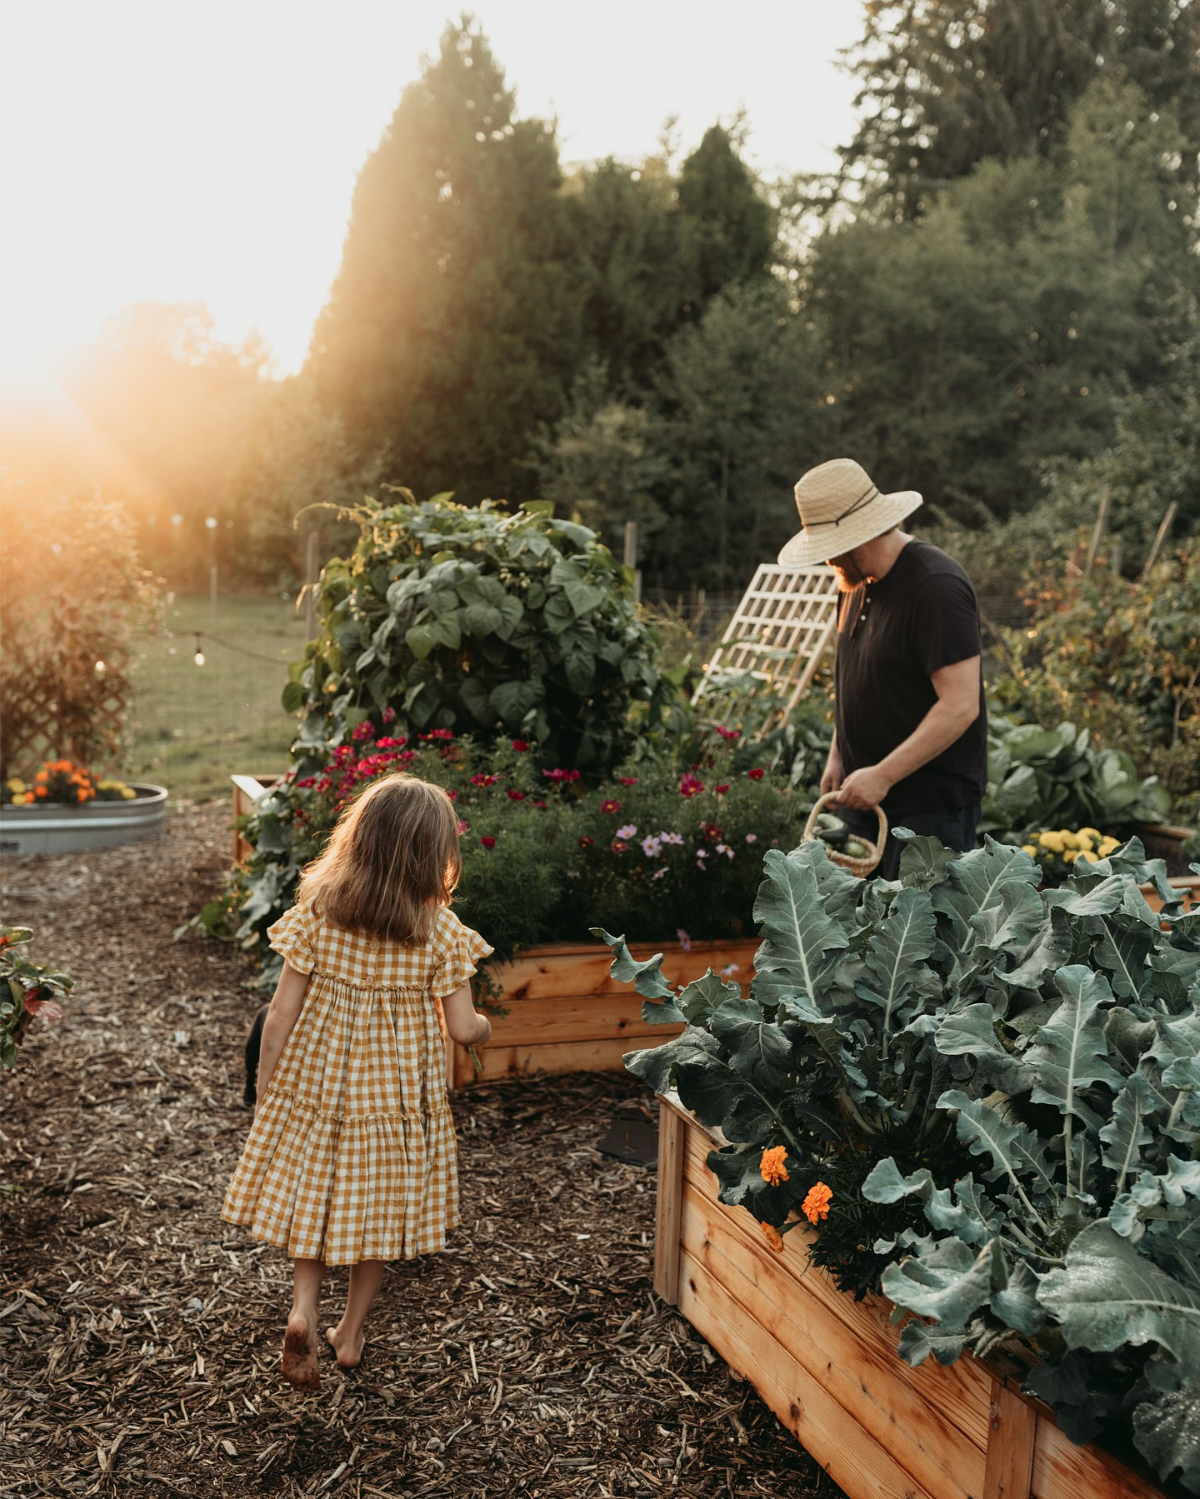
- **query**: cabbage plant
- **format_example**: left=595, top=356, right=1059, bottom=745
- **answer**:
left=599, top=835, right=1199, bottom=1491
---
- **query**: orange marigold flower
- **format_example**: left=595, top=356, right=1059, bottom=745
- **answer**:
left=801, top=1182, right=833, bottom=1225
left=759, top=1146, right=789, bottom=1186
left=760, top=1221, right=784, bottom=1253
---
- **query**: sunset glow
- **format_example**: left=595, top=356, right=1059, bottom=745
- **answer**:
left=0, top=0, right=859, bottom=389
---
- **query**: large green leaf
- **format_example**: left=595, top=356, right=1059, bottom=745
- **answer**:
left=751, top=849, right=849, bottom=998
left=1037, top=1221, right=1200, bottom=1369
left=857, top=886, right=937, bottom=1047
left=1023, top=965, right=1124, bottom=1123
left=1100, top=1073, right=1160, bottom=1192
left=709, top=998, right=794, bottom=1088
left=882, top=1237, right=998, bottom=1326
left=1133, top=1387, right=1200, bottom=1494
left=937, top=1090, right=1057, bottom=1201
left=593, top=929, right=674, bottom=1002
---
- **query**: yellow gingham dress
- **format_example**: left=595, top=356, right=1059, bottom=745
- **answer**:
left=222, top=902, right=491, bottom=1266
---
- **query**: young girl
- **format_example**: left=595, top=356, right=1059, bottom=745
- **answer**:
left=222, top=773, right=492, bottom=1390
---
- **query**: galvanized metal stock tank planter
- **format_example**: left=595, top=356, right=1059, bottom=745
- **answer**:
left=0, top=784, right=169, bottom=856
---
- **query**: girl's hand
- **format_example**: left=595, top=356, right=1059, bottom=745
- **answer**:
left=443, top=984, right=491, bottom=1046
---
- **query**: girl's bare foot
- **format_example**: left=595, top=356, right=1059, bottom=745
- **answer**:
left=281, top=1312, right=320, bottom=1390
left=325, top=1324, right=365, bottom=1369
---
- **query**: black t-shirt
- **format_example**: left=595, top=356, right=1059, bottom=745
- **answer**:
left=835, top=540, right=987, bottom=817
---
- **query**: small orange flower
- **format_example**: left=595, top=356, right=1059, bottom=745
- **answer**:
left=760, top=1222, right=784, bottom=1253
left=759, top=1146, right=789, bottom=1186
left=801, top=1182, right=833, bottom=1225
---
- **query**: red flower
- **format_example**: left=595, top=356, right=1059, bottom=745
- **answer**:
left=701, top=822, right=723, bottom=842
left=421, top=728, right=454, bottom=741
left=579, top=836, right=594, bottom=849
left=511, top=739, right=530, bottom=752
left=382, top=706, right=397, bottom=723
left=446, top=788, right=458, bottom=801
left=480, top=836, right=496, bottom=849
left=618, top=776, right=638, bottom=786
left=611, top=840, right=628, bottom=854
left=715, top=726, right=740, bottom=741
left=714, top=784, right=729, bottom=795
left=543, top=768, right=581, bottom=783
left=375, top=736, right=407, bottom=749
left=534, top=799, right=547, bottom=809
left=679, top=771, right=704, bottom=798
left=747, top=767, right=765, bottom=780
left=507, top=789, right=527, bottom=801
left=352, top=720, right=373, bottom=741
left=600, top=799, right=621, bottom=814
left=470, top=773, right=500, bottom=787
left=456, top=819, right=469, bottom=834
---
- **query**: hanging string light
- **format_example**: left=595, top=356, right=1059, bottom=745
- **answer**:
left=193, top=634, right=205, bottom=667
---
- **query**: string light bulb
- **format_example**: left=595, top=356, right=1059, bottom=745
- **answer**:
left=94, top=659, right=106, bottom=676
left=193, top=634, right=205, bottom=667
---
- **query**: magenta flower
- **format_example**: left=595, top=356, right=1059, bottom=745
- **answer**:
left=747, top=768, right=765, bottom=781
left=600, top=799, right=622, bottom=814
left=676, top=929, right=691, bottom=951
left=715, top=726, right=740, bottom=741
left=616, top=823, right=637, bottom=839
left=507, top=789, right=527, bottom=801
left=382, top=706, right=397, bottom=723
left=470, top=773, right=500, bottom=787
left=679, top=771, right=704, bottom=798
left=480, top=835, right=496, bottom=849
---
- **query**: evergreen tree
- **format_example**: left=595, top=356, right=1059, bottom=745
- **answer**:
left=307, top=20, right=579, bottom=504
left=676, top=125, right=776, bottom=303
left=840, top=0, right=1200, bottom=219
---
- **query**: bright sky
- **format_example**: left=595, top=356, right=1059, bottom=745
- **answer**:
left=0, top=1, right=863, bottom=387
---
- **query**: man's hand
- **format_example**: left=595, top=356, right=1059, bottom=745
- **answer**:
left=835, top=764, right=892, bottom=812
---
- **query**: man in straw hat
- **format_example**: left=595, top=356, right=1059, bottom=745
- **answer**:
left=780, top=458, right=986, bottom=880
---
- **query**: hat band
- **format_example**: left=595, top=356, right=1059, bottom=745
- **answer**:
left=803, top=483, right=880, bottom=529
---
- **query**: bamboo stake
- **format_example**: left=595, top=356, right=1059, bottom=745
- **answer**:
left=1083, top=486, right=1111, bottom=579
left=1141, top=501, right=1178, bottom=579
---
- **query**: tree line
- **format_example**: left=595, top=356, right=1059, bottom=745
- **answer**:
left=28, top=1, right=1200, bottom=593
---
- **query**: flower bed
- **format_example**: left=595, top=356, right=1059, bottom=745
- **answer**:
left=0, top=781, right=167, bottom=856
left=443, top=936, right=759, bottom=1089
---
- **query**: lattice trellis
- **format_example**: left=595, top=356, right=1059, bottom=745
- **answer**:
left=691, top=564, right=840, bottom=727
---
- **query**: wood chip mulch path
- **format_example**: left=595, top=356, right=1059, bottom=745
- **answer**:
left=1, top=804, right=844, bottom=1499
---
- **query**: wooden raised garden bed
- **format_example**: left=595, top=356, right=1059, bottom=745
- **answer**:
left=446, top=937, right=758, bottom=1090
left=654, top=1093, right=1167, bottom=1499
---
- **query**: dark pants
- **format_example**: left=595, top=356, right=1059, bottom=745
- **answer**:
left=839, top=804, right=981, bottom=882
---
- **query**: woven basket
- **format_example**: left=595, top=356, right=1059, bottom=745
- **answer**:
left=802, top=792, right=888, bottom=877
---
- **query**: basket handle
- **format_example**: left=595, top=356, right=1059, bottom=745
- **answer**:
left=802, top=790, right=888, bottom=850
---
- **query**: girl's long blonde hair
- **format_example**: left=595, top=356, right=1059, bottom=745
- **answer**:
left=297, top=774, right=461, bottom=945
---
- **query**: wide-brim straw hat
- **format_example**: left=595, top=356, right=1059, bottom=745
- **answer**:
left=778, top=458, right=922, bottom=568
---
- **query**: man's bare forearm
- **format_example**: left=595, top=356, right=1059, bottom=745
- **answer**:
left=878, top=698, right=979, bottom=787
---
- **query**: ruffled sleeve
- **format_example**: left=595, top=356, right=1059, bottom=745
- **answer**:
left=429, top=909, right=493, bottom=998
left=267, top=902, right=316, bottom=976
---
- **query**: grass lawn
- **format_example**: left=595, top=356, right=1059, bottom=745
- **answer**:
left=125, top=593, right=306, bottom=803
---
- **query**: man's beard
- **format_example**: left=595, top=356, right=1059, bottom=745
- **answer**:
left=830, top=555, right=868, bottom=591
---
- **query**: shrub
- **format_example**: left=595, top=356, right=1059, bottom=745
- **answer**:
left=982, top=717, right=1171, bottom=839
left=0, top=485, right=162, bottom=780
left=994, top=551, right=1200, bottom=823
left=603, top=833, right=1199, bottom=1490
left=1, top=926, right=73, bottom=1070
left=217, top=727, right=813, bottom=974
left=285, top=492, right=675, bottom=775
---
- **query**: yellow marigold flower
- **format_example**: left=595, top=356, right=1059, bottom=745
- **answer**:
left=1061, top=830, right=1079, bottom=849
left=1038, top=831, right=1064, bottom=852
left=1078, top=850, right=1098, bottom=863
left=1099, top=837, right=1120, bottom=856
left=120, top=787, right=136, bottom=800
left=1021, top=844, right=1037, bottom=857
left=1078, top=827, right=1101, bottom=842
left=1063, top=849, right=1079, bottom=863
left=760, top=1222, right=784, bottom=1253
left=760, top=1146, right=789, bottom=1186
left=801, top=1181, right=833, bottom=1225
left=5, top=778, right=25, bottom=792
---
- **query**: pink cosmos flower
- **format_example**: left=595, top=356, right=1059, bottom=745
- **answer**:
left=676, top=929, right=691, bottom=951
left=507, top=789, right=527, bottom=802
left=745, top=832, right=758, bottom=844
left=470, top=773, right=500, bottom=787
left=382, top=706, right=397, bottom=723
left=714, top=784, right=729, bottom=795
left=375, top=736, right=406, bottom=749
left=456, top=819, right=469, bottom=834
left=543, top=768, right=581, bottom=783
left=618, top=776, right=638, bottom=786
left=616, top=823, right=637, bottom=839
left=511, top=739, right=530, bottom=752
left=611, top=840, right=629, bottom=854
left=679, top=771, right=704, bottom=798
left=421, top=728, right=454, bottom=741
left=352, top=720, right=373, bottom=741
left=600, top=799, right=621, bottom=814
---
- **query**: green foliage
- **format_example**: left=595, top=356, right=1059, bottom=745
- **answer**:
left=838, top=0, right=1200, bottom=220
left=994, top=551, right=1200, bottom=809
left=288, top=493, right=673, bottom=774
left=981, top=717, right=1171, bottom=839
left=1, top=926, right=73, bottom=1071
left=221, top=727, right=814, bottom=975
left=605, top=832, right=1200, bottom=1488
left=0, top=482, right=163, bottom=780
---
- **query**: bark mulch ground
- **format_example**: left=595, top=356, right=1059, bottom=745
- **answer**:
left=1, top=804, right=844, bottom=1499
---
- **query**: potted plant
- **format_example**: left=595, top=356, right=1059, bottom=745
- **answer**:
left=0, top=759, right=167, bottom=857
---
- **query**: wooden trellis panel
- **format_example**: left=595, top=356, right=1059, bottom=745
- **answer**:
left=691, top=564, right=839, bottom=722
